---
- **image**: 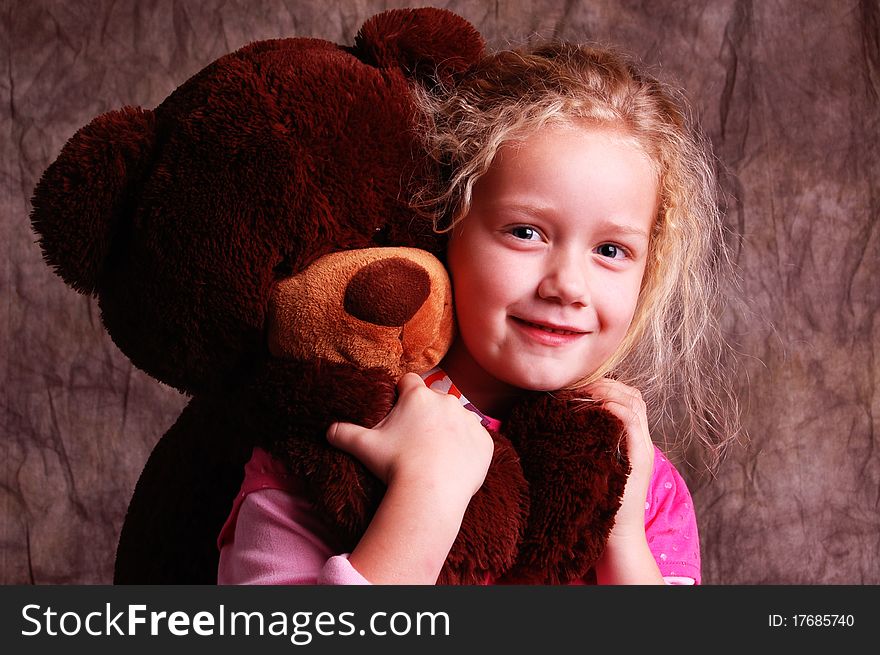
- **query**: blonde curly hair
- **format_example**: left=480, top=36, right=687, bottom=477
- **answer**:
left=413, top=41, right=743, bottom=473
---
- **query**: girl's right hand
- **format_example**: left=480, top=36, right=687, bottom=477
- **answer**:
left=325, top=373, right=494, bottom=583
left=326, top=372, right=494, bottom=499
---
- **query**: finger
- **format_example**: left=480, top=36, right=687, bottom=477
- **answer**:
left=586, top=385, right=644, bottom=416
left=601, top=396, right=646, bottom=421
left=601, top=400, right=650, bottom=444
left=326, top=421, right=387, bottom=483
left=584, top=379, right=639, bottom=402
left=326, top=420, right=369, bottom=453
left=396, top=371, right=426, bottom=394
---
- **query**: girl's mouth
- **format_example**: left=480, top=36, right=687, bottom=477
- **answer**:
left=512, top=317, right=586, bottom=335
left=510, top=317, right=589, bottom=344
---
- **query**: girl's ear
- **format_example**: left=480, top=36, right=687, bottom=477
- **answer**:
left=30, top=106, right=156, bottom=295
left=352, top=7, right=484, bottom=86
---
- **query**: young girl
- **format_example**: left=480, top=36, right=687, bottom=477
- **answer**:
left=217, top=41, right=740, bottom=585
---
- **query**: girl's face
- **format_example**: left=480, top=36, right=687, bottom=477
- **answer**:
left=443, top=125, right=658, bottom=413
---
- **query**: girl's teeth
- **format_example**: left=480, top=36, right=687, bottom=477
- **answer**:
left=529, top=321, right=573, bottom=335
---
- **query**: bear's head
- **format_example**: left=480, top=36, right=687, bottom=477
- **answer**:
left=30, top=8, right=483, bottom=395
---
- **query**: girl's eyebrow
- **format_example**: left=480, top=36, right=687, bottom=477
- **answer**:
left=594, top=220, right=650, bottom=241
left=486, top=200, right=553, bottom=216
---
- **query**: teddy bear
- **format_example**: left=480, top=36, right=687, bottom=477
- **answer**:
left=29, top=8, right=629, bottom=585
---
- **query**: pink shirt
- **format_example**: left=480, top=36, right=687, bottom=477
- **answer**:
left=218, top=370, right=701, bottom=585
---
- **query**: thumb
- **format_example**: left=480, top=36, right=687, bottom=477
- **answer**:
left=326, top=421, right=386, bottom=483
left=326, top=421, right=369, bottom=453
left=396, top=371, right=427, bottom=394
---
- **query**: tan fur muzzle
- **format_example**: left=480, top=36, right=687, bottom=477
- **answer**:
left=269, top=248, right=454, bottom=377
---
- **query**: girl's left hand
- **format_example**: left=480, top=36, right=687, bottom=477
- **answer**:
left=583, top=378, right=655, bottom=543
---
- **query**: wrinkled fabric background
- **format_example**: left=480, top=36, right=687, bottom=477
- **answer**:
left=2, top=0, right=878, bottom=584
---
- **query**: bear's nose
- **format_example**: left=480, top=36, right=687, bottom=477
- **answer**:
left=344, top=257, right=431, bottom=327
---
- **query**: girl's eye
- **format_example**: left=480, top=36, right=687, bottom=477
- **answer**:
left=596, top=243, right=628, bottom=259
left=509, top=226, right=542, bottom=241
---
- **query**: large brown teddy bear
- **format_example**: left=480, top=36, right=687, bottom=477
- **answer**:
left=29, top=8, right=629, bottom=585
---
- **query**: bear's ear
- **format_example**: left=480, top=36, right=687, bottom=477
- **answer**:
left=30, top=106, right=156, bottom=295
left=353, top=7, right=484, bottom=86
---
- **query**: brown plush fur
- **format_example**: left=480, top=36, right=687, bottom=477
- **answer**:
left=29, top=8, right=628, bottom=585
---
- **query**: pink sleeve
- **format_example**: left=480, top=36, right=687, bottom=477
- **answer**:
left=217, top=489, right=371, bottom=585
left=645, top=448, right=701, bottom=585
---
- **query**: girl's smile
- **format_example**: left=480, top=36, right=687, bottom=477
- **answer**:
left=509, top=315, right=590, bottom=346
left=441, top=124, right=659, bottom=416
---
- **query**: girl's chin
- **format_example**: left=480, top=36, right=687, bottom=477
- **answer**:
left=499, top=368, right=586, bottom=392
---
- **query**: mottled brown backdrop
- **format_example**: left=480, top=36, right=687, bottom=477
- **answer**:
left=2, top=0, right=878, bottom=584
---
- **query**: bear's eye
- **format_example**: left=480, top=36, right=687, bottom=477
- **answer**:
left=273, top=255, right=294, bottom=280
left=373, top=224, right=391, bottom=246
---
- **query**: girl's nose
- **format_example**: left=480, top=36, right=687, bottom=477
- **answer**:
left=537, top=252, right=590, bottom=306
